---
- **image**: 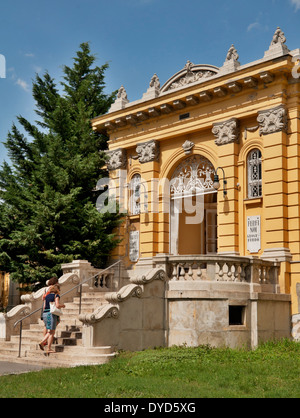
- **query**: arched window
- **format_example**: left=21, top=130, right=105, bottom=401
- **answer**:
left=129, top=174, right=141, bottom=215
left=247, top=149, right=262, bottom=198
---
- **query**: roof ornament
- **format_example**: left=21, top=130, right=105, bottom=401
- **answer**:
left=264, top=27, right=289, bottom=60
left=109, top=85, right=129, bottom=112
left=270, top=27, right=287, bottom=46
left=142, top=73, right=161, bottom=100
left=225, top=44, right=239, bottom=62
left=219, top=44, right=240, bottom=74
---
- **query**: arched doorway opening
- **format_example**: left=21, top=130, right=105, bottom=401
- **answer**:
left=169, top=155, right=217, bottom=255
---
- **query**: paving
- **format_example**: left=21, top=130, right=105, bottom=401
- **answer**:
left=0, top=361, right=46, bottom=376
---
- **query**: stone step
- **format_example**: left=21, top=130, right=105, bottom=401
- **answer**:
left=0, top=351, right=115, bottom=368
left=0, top=289, right=116, bottom=368
left=55, top=337, right=82, bottom=346
left=25, top=346, right=116, bottom=367
left=52, top=345, right=114, bottom=355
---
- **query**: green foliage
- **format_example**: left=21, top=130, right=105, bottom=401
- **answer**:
left=0, top=340, right=299, bottom=398
left=0, top=42, right=121, bottom=288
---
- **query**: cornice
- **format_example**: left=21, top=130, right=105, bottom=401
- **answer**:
left=106, top=94, right=288, bottom=152
left=91, top=56, right=293, bottom=134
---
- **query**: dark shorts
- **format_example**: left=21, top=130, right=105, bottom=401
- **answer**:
left=43, top=311, right=58, bottom=331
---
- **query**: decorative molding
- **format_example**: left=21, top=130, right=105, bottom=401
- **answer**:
left=79, top=304, right=119, bottom=325
left=130, top=267, right=166, bottom=285
left=106, top=148, right=127, bottom=170
left=182, top=140, right=195, bottom=155
left=135, top=139, right=160, bottom=163
left=212, top=118, right=240, bottom=146
left=106, top=284, right=143, bottom=303
left=170, top=154, right=215, bottom=195
left=244, top=125, right=259, bottom=140
left=160, top=62, right=218, bottom=93
left=257, top=105, right=287, bottom=136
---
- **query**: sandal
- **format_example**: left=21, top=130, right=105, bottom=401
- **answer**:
left=46, top=349, right=56, bottom=354
left=39, top=342, right=45, bottom=351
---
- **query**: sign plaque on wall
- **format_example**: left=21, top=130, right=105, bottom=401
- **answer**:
left=129, top=230, right=140, bottom=262
left=247, top=215, right=261, bottom=253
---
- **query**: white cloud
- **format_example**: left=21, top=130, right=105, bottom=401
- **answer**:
left=247, top=22, right=260, bottom=32
left=33, top=65, right=42, bottom=73
left=290, top=0, right=300, bottom=11
left=24, top=53, right=35, bottom=57
left=16, top=78, right=30, bottom=92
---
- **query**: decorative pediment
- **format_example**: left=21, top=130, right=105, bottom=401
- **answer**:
left=160, top=61, right=219, bottom=93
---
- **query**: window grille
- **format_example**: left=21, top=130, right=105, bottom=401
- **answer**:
left=247, top=149, right=262, bottom=198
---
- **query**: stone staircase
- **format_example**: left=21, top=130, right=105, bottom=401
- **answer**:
left=0, top=292, right=116, bottom=368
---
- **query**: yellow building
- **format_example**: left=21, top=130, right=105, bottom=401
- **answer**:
left=91, top=28, right=300, bottom=347
left=0, top=272, right=10, bottom=310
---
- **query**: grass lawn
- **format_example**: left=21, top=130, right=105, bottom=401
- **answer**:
left=0, top=339, right=299, bottom=398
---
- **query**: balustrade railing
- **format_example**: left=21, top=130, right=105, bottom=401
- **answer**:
left=12, top=260, right=121, bottom=358
left=164, top=255, right=279, bottom=285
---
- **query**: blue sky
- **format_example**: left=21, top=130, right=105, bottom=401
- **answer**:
left=0, top=0, right=300, bottom=165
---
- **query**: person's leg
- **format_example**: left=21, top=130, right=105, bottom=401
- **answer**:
left=47, top=330, right=56, bottom=353
left=39, top=330, right=50, bottom=350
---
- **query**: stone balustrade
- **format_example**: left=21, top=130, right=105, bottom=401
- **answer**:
left=93, top=269, right=117, bottom=290
left=154, top=254, right=279, bottom=287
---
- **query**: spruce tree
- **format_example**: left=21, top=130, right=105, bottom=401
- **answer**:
left=0, top=43, right=121, bottom=289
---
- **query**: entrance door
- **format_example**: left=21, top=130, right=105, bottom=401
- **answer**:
left=169, top=155, right=217, bottom=255
left=170, top=192, right=217, bottom=255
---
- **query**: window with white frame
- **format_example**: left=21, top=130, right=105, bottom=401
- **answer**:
left=247, top=149, right=262, bottom=198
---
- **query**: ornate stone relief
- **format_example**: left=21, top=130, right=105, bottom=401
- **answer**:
left=142, top=74, right=160, bottom=100
left=225, top=44, right=239, bottom=62
left=129, top=230, right=140, bottom=262
left=257, top=105, right=287, bottom=136
left=135, top=140, right=160, bottom=163
left=219, top=45, right=240, bottom=74
left=106, top=148, right=127, bottom=170
left=270, top=27, right=287, bottom=46
left=109, top=85, right=129, bottom=112
left=160, top=62, right=218, bottom=93
left=212, top=118, right=240, bottom=146
left=170, top=155, right=215, bottom=196
left=264, top=27, right=289, bottom=59
left=182, top=140, right=195, bottom=155
left=167, top=61, right=216, bottom=90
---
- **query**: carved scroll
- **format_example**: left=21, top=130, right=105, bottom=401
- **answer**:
left=212, top=118, right=240, bottom=145
left=257, top=105, right=287, bottom=136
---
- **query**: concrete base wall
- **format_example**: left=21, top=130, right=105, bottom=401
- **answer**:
left=166, top=281, right=291, bottom=349
left=89, top=279, right=166, bottom=351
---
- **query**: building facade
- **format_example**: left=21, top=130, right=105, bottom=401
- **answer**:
left=0, top=272, right=10, bottom=310
left=90, top=28, right=300, bottom=348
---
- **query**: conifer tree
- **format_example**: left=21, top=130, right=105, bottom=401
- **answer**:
left=0, top=43, right=121, bottom=289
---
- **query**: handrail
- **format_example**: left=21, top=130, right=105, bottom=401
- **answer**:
left=13, top=259, right=121, bottom=357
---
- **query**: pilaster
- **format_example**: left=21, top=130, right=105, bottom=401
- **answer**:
left=216, top=142, right=239, bottom=254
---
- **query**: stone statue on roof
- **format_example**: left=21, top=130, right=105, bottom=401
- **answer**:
left=226, top=44, right=239, bottom=62
left=270, top=27, right=286, bottom=46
